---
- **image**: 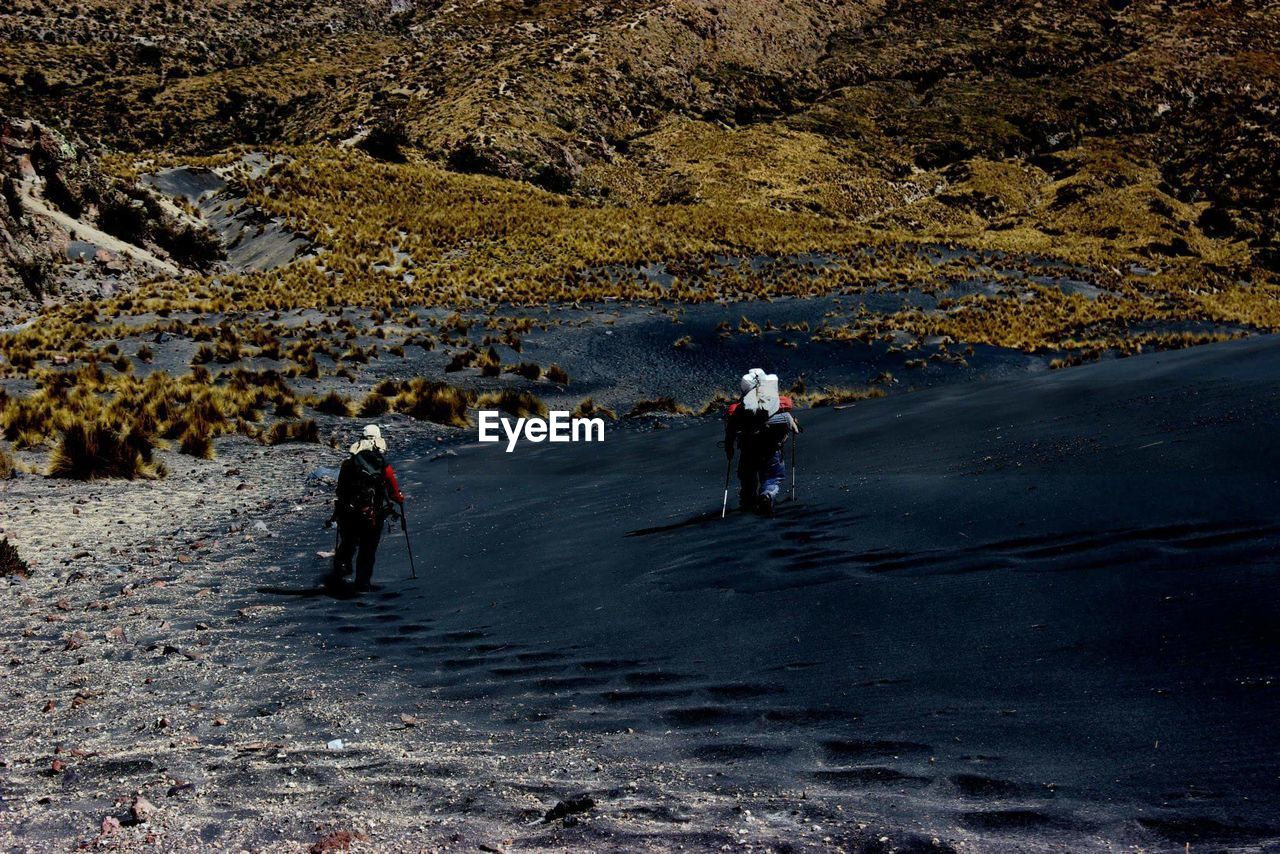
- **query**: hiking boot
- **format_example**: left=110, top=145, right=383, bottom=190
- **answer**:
left=757, top=494, right=775, bottom=516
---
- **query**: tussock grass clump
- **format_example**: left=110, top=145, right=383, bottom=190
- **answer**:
left=359, top=392, right=391, bottom=417
left=261, top=419, right=320, bottom=445
left=476, top=389, right=548, bottom=420
left=545, top=364, right=570, bottom=385
left=49, top=422, right=156, bottom=480
left=571, top=397, right=616, bottom=420
left=507, top=362, right=542, bottom=381
left=628, top=397, right=691, bottom=417
left=393, top=379, right=473, bottom=428
left=477, top=348, right=502, bottom=378
left=795, top=387, right=886, bottom=407
left=274, top=399, right=301, bottom=418
left=178, top=424, right=215, bottom=459
left=0, top=444, right=13, bottom=479
left=445, top=350, right=477, bottom=372
left=312, top=391, right=353, bottom=417
left=0, top=538, right=30, bottom=579
left=696, top=393, right=735, bottom=416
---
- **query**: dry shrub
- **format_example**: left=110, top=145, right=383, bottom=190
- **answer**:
left=274, top=399, right=301, bottom=418
left=0, top=444, right=13, bottom=479
left=0, top=538, right=30, bottom=579
left=394, top=379, right=473, bottom=428
left=627, top=397, right=690, bottom=417
left=445, top=350, right=476, bottom=372
left=796, top=387, right=886, bottom=407
left=696, top=392, right=735, bottom=416
left=546, top=363, right=570, bottom=385
left=312, top=390, right=353, bottom=416
left=49, top=422, right=155, bottom=480
left=507, top=361, right=542, bottom=381
left=571, top=396, right=616, bottom=421
left=261, top=419, right=320, bottom=445
left=373, top=378, right=406, bottom=396
left=359, top=392, right=391, bottom=417
left=478, top=347, right=502, bottom=378
left=476, top=389, right=547, bottom=419
left=178, top=424, right=215, bottom=459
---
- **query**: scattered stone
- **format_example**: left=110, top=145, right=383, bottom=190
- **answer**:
left=130, top=796, right=157, bottom=824
left=310, top=829, right=365, bottom=852
left=63, top=630, right=88, bottom=651
left=544, top=794, right=595, bottom=823
left=326, top=738, right=345, bottom=751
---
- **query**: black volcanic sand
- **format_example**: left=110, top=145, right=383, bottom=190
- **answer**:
left=269, top=334, right=1280, bottom=851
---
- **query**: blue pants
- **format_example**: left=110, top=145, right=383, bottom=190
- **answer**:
left=738, top=450, right=785, bottom=507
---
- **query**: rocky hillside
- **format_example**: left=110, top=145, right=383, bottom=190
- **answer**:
left=0, top=0, right=1277, bottom=283
left=0, top=117, right=221, bottom=314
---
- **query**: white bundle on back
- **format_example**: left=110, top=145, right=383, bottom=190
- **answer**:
left=740, top=368, right=780, bottom=415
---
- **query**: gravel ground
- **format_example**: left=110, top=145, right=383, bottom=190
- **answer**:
left=1, top=420, right=940, bottom=852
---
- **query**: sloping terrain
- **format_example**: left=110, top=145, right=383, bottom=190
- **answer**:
left=2, top=0, right=1275, bottom=272
left=258, top=332, right=1280, bottom=851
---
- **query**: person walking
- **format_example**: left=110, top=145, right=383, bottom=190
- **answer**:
left=724, top=369, right=800, bottom=515
left=331, top=424, right=404, bottom=590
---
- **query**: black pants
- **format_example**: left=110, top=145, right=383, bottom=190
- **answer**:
left=334, top=513, right=383, bottom=587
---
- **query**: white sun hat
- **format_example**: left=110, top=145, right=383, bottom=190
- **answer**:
left=350, top=423, right=387, bottom=455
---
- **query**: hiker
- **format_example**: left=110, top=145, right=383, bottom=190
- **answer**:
left=330, top=424, right=404, bottom=590
left=725, top=369, right=800, bottom=515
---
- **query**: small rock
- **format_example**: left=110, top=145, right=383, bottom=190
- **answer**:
left=326, top=738, right=345, bottom=751
left=544, top=794, right=595, bottom=823
left=100, top=816, right=121, bottom=835
left=310, top=829, right=365, bottom=852
left=130, top=796, right=156, bottom=824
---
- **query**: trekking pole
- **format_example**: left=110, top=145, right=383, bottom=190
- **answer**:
left=399, top=502, right=418, bottom=580
left=721, top=454, right=733, bottom=519
left=790, top=430, right=797, bottom=502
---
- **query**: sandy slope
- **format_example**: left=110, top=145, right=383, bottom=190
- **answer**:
left=284, top=333, right=1280, bottom=850
left=4, top=334, right=1279, bottom=851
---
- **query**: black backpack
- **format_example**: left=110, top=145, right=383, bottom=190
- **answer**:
left=343, top=451, right=386, bottom=520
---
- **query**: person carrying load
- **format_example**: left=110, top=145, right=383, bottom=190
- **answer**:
left=724, top=368, right=800, bottom=515
left=330, top=424, right=404, bottom=590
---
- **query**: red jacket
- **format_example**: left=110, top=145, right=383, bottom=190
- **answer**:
left=383, top=464, right=404, bottom=505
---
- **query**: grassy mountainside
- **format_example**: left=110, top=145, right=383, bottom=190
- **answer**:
left=3, top=0, right=1275, bottom=270
left=1, top=0, right=1279, bottom=478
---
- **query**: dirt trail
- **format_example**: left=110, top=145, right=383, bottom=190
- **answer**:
left=19, top=177, right=182, bottom=277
